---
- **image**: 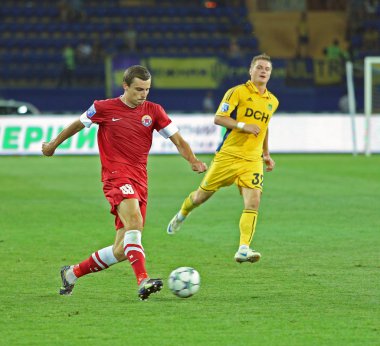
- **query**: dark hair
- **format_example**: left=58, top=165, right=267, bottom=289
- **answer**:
left=123, top=65, right=151, bottom=85
left=251, top=53, right=272, bottom=67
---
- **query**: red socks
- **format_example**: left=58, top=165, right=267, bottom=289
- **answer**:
left=123, top=230, right=148, bottom=285
left=70, top=232, right=148, bottom=286
left=72, top=245, right=118, bottom=278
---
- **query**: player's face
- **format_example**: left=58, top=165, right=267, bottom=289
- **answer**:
left=123, top=78, right=151, bottom=106
left=249, top=60, right=272, bottom=86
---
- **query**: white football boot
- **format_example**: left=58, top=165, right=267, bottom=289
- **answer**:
left=234, top=245, right=261, bottom=263
left=167, top=213, right=185, bottom=235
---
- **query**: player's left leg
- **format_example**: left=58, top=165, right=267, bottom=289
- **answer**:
left=234, top=187, right=262, bottom=263
left=234, top=159, right=264, bottom=263
left=116, top=199, right=148, bottom=284
left=116, top=199, right=162, bottom=300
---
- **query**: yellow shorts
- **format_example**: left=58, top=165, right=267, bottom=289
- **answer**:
left=200, top=153, right=264, bottom=192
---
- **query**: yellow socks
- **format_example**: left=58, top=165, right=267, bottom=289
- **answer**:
left=180, top=192, right=198, bottom=217
left=239, top=209, right=258, bottom=246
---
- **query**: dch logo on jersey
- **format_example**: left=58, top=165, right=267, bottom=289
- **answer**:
left=220, top=102, right=229, bottom=112
left=244, top=108, right=270, bottom=123
left=141, top=115, right=152, bottom=127
left=120, top=184, right=135, bottom=195
left=86, top=104, right=96, bottom=118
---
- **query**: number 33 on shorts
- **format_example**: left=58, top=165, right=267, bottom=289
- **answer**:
left=252, top=173, right=263, bottom=188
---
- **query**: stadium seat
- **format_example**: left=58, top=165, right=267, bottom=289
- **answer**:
left=0, top=2, right=257, bottom=88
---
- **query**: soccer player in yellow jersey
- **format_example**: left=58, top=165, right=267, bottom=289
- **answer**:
left=167, top=53, right=279, bottom=263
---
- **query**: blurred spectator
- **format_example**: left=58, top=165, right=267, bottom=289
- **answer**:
left=69, top=0, right=86, bottom=21
left=295, top=11, right=309, bottom=58
left=119, top=25, right=138, bottom=54
left=58, top=0, right=70, bottom=21
left=202, top=91, right=215, bottom=113
left=228, top=37, right=243, bottom=62
left=92, top=37, right=105, bottom=63
left=57, top=45, right=76, bottom=87
left=76, top=41, right=93, bottom=63
left=364, top=0, right=379, bottom=18
left=58, top=0, right=85, bottom=22
left=324, top=39, right=349, bottom=62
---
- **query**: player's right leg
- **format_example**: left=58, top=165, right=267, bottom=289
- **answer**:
left=59, top=245, right=121, bottom=295
left=167, top=189, right=214, bottom=235
left=168, top=154, right=235, bottom=235
left=167, top=191, right=196, bottom=235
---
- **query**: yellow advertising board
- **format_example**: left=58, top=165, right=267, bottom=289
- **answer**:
left=146, top=57, right=220, bottom=89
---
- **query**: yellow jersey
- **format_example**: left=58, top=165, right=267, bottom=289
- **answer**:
left=215, top=80, right=279, bottom=161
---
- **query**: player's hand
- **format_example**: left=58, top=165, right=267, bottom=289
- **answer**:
left=191, top=160, right=208, bottom=173
left=242, top=124, right=261, bottom=136
left=263, top=154, right=275, bottom=172
left=42, top=141, right=56, bottom=156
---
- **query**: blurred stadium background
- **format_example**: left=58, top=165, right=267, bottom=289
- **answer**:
left=0, top=0, right=379, bottom=153
left=1, top=2, right=380, bottom=344
left=1, top=0, right=378, bottom=112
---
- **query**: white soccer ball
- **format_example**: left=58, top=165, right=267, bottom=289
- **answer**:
left=168, top=267, right=200, bottom=298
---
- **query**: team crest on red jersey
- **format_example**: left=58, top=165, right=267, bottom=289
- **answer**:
left=141, top=115, right=152, bottom=127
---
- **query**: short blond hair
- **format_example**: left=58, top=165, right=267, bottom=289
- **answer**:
left=251, top=53, right=272, bottom=67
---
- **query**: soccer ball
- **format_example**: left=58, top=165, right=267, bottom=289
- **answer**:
left=168, top=267, right=200, bottom=298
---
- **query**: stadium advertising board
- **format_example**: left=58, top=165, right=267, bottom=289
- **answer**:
left=0, top=116, right=222, bottom=155
left=1, top=114, right=379, bottom=155
left=144, top=57, right=220, bottom=89
left=107, top=57, right=348, bottom=102
left=108, top=56, right=221, bottom=92
left=285, top=59, right=344, bottom=86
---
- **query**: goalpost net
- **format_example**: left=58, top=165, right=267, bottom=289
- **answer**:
left=364, top=57, right=380, bottom=156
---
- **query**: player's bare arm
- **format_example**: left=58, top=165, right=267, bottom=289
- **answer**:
left=263, top=129, right=275, bottom=172
left=214, top=115, right=260, bottom=136
left=169, top=132, right=207, bottom=173
left=42, top=119, right=85, bottom=156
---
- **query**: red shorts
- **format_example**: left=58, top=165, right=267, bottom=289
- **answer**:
left=102, top=178, right=147, bottom=230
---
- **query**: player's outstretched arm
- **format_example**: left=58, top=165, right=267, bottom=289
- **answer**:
left=42, top=119, right=85, bottom=156
left=169, top=132, right=207, bottom=173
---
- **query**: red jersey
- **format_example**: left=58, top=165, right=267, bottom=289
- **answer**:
left=80, top=97, right=177, bottom=186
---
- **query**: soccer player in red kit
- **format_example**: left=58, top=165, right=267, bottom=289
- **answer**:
left=42, top=65, right=207, bottom=300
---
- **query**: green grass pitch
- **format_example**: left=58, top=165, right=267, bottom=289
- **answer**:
left=0, top=154, right=379, bottom=345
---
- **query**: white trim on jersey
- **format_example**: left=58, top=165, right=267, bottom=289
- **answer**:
left=80, top=112, right=93, bottom=128
left=159, top=122, right=179, bottom=139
